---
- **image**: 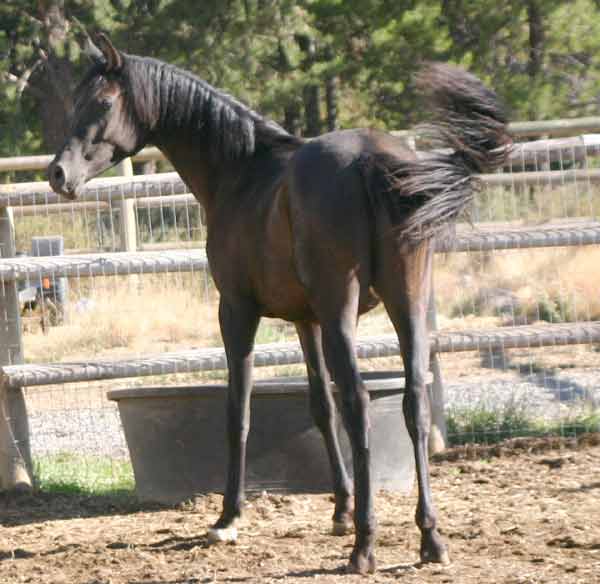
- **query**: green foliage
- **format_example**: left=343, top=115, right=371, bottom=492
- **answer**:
left=447, top=403, right=600, bottom=446
left=34, top=452, right=135, bottom=495
left=447, top=400, right=534, bottom=445
left=3, top=1, right=600, bottom=159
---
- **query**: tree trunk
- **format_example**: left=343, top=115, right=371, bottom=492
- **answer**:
left=526, top=0, right=544, bottom=78
left=303, top=84, right=321, bottom=137
left=284, top=102, right=302, bottom=136
left=325, top=75, right=338, bottom=132
left=24, top=1, right=75, bottom=151
left=526, top=0, right=544, bottom=120
left=27, top=60, right=74, bottom=151
left=296, top=34, right=322, bottom=137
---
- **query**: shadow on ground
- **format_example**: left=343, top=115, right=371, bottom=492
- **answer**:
left=0, top=488, right=160, bottom=527
left=479, top=347, right=597, bottom=406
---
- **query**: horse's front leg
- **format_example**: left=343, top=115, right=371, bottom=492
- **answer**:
left=208, top=297, right=260, bottom=544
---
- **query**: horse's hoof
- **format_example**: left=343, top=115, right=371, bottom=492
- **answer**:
left=420, top=547, right=450, bottom=565
left=207, top=526, right=238, bottom=544
left=346, top=551, right=376, bottom=575
left=332, top=519, right=354, bottom=536
left=420, top=528, right=450, bottom=565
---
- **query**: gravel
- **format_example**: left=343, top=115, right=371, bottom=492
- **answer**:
left=443, top=369, right=600, bottom=421
left=29, top=403, right=128, bottom=459
left=27, top=368, right=600, bottom=462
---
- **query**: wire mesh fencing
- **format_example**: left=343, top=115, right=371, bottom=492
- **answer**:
left=0, top=129, right=599, bottom=492
left=431, top=133, right=600, bottom=446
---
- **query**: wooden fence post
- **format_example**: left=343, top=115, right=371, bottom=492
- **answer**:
left=0, top=206, right=32, bottom=490
left=405, top=136, right=447, bottom=455
left=428, top=284, right=447, bottom=455
left=117, top=158, right=137, bottom=252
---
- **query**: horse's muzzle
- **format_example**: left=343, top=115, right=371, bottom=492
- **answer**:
left=48, top=161, right=78, bottom=200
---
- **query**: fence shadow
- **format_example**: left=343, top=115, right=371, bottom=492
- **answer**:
left=129, top=580, right=249, bottom=584
left=0, top=489, right=164, bottom=528
left=479, top=346, right=597, bottom=405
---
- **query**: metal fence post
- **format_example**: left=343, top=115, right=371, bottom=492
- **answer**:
left=428, top=283, right=447, bottom=455
left=0, top=206, right=32, bottom=490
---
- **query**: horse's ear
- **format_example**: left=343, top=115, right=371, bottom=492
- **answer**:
left=95, top=33, right=123, bottom=72
left=83, top=37, right=105, bottom=66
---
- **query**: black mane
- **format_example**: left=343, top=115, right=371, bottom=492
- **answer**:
left=120, top=55, right=303, bottom=160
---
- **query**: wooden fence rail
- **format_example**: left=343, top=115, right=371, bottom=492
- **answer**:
left=0, top=172, right=186, bottom=207
left=0, top=221, right=599, bottom=283
left=507, top=135, right=600, bottom=166
left=0, top=147, right=163, bottom=173
left=4, top=157, right=600, bottom=211
left=3, top=116, right=600, bottom=174
left=12, top=194, right=199, bottom=217
left=0, top=249, right=209, bottom=281
left=3, top=166, right=600, bottom=211
left=3, top=322, right=598, bottom=390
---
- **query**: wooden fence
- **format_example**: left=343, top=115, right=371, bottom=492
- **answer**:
left=2, top=117, right=600, bottom=490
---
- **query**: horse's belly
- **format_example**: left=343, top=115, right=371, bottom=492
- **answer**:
left=257, top=270, right=315, bottom=321
left=258, top=275, right=380, bottom=323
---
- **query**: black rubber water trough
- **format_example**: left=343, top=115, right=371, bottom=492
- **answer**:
left=108, top=371, right=415, bottom=504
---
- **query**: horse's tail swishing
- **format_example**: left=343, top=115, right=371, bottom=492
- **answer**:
left=362, top=63, right=511, bottom=242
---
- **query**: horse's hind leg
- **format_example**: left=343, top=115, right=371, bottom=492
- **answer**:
left=375, top=240, right=449, bottom=565
left=295, top=321, right=353, bottom=535
left=320, top=315, right=376, bottom=574
left=308, top=282, right=375, bottom=573
left=208, top=297, right=260, bottom=543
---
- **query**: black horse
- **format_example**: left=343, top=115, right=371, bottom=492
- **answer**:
left=48, top=34, right=509, bottom=573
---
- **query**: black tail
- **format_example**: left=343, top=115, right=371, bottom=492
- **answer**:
left=365, top=63, right=511, bottom=242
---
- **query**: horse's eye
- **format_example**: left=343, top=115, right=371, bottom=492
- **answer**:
left=100, top=99, right=112, bottom=110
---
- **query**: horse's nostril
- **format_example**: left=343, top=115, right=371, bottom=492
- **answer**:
left=50, top=164, right=67, bottom=191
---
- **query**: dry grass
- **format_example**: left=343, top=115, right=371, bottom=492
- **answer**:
left=435, top=245, right=600, bottom=325
left=15, top=211, right=110, bottom=253
left=22, top=245, right=600, bottom=365
left=475, top=183, right=600, bottom=223
left=23, top=277, right=222, bottom=363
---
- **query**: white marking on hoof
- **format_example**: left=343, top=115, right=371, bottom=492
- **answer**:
left=207, top=526, right=238, bottom=544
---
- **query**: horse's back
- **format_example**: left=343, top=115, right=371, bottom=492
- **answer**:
left=288, top=128, right=415, bottom=220
left=292, top=128, right=414, bottom=171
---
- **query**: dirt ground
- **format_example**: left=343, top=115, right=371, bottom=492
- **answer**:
left=2, top=435, right=600, bottom=584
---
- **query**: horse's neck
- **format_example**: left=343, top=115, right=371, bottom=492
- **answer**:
left=153, top=134, right=219, bottom=215
left=152, top=131, right=290, bottom=221
left=142, top=70, right=297, bottom=214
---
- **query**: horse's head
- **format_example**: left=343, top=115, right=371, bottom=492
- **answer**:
left=48, top=34, right=145, bottom=199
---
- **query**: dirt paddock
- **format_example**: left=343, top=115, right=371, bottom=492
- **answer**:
left=2, top=435, right=600, bottom=584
